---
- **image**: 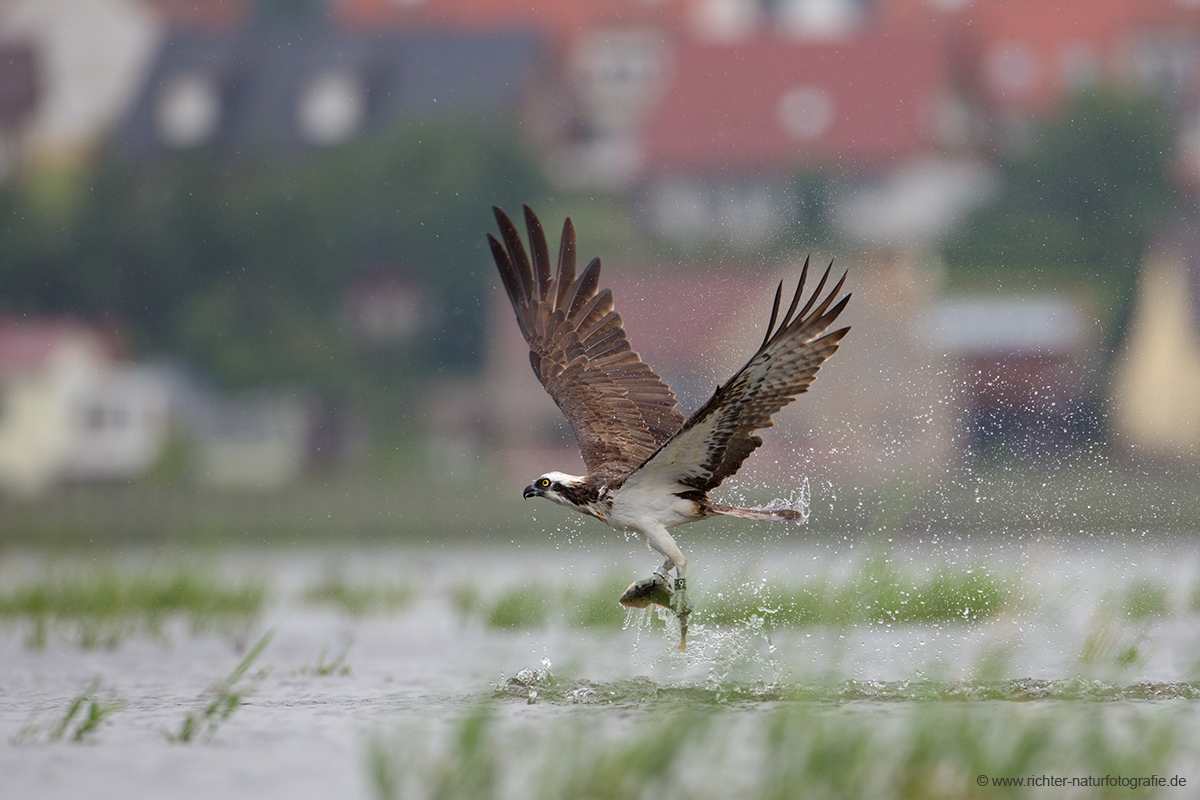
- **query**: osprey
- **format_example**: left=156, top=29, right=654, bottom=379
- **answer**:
left=488, top=206, right=850, bottom=649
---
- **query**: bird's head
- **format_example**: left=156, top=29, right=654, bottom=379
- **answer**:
left=523, top=471, right=587, bottom=508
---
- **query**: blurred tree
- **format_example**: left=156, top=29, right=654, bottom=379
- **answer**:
left=0, top=121, right=545, bottom=418
left=942, top=90, right=1182, bottom=347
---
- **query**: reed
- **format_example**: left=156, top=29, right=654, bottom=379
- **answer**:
left=167, top=629, right=274, bottom=743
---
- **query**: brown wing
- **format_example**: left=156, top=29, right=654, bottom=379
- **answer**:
left=488, top=205, right=685, bottom=479
left=620, top=259, right=849, bottom=495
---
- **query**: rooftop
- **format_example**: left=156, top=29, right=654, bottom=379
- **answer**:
left=642, top=29, right=951, bottom=175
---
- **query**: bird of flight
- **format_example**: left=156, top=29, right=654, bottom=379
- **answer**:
left=488, top=206, right=850, bottom=650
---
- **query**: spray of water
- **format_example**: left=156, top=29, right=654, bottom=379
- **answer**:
left=752, top=477, right=812, bottom=524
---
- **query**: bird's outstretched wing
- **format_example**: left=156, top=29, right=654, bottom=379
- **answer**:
left=488, top=205, right=685, bottom=479
left=620, top=259, right=849, bottom=495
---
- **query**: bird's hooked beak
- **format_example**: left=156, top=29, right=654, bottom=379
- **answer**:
left=523, top=484, right=540, bottom=500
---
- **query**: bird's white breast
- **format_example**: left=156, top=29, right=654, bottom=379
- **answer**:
left=604, top=482, right=701, bottom=532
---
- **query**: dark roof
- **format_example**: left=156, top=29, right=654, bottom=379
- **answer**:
left=117, top=25, right=543, bottom=157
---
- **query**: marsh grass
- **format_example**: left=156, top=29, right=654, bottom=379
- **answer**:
left=0, top=565, right=265, bottom=648
left=1122, top=578, right=1171, bottom=621
left=294, top=643, right=352, bottom=676
left=302, top=577, right=413, bottom=616
left=168, top=629, right=273, bottom=743
left=461, top=559, right=1015, bottom=631
left=368, top=698, right=1189, bottom=800
left=12, top=678, right=126, bottom=744
left=568, top=576, right=650, bottom=628
left=702, top=558, right=1011, bottom=628
left=1077, top=578, right=1184, bottom=667
left=485, top=582, right=553, bottom=629
left=368, top=705, right=500, bottom=800
left=450, top=582, right=482, bottom=621
left=48, top=679, right=126, bottom=743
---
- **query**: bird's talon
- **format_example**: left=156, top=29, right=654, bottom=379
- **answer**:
left=673, top=587, right=691, bottom=652
left=669, top=588, right=692, bottom=617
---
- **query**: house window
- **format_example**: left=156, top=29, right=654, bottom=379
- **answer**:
left=690, top=0, right=760, bottom=42
left=984, top=41, right=1040, bottom=97
left=777, top=0, right=861, bottom=40
left=778, top=86, right=834, bottom=142
left=298, top=70, right=365, bottom=145
left=1058, top=41, right=1101, bottom=91
left=156, top=72, right=221, bottom=148
left=79, top=403, right=129, bottom=432
left=1129, top=31, right=1198, bottom=100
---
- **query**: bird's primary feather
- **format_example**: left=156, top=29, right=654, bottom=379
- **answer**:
left=489, top=205, right=686, bottom=482
left=621, top=260, right=849, bottom=496
left=490, top=206, right=850, bottom=495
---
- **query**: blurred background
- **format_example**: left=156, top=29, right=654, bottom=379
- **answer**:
left=1, top=0, right=1199, bottom=545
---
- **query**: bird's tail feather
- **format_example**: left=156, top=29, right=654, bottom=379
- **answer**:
left=707, top=502, right=807, bottom=523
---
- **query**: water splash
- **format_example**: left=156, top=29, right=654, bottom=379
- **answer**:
left=754, top=478, right=811, bottom=524
left=498, top=658, right=554, bottom=704
left=614, top=578, right=793, bottom=690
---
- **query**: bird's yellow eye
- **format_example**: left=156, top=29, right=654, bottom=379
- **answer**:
left=539, top=478, right=552, bottom=489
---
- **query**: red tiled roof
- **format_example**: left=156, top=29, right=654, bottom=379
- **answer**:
left=0, top=318, right=111, bottom=372
left=335, top=0, right=682, bottom=38
left=642, top=30, right=949, bottom=175
left=966, top=0, right=1200, bottom=113
left=881, top=0, right=1200, bottom=114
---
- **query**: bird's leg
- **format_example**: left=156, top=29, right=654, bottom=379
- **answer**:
left=642, top=527, right=691, bottom=650
left=670, top=570, right=692, bottom=652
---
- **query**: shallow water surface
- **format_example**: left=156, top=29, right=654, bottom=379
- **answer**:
left=3, top=538, right=1200, bottom=798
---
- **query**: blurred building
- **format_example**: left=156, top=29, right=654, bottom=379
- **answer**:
left=880, top=0, right=1200, bottom=137
left=118, top=25, right=544, bottom=157
left=0, top=318, right=170, bottom=496
left=1110, top=221, right=1200, bottom=461
left=637, top=29, right=991, bottom=244
left=0, top=316, right=318, bottom=495
left=189, top=390, right=312, bottom=489
left=0, top=41, right=38, bottom=175
left=340, top=273, right=425, bottom=347
left=8, top=0, right=1192, bottom=479
left=925, top=294, right=1099, bottom=459
left=0, top=0, right=163, bottom=165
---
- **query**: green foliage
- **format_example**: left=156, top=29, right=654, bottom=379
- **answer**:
left=485, top=582, right=551, bottom=629
left=1122, top=577, right=1170, bottom=621
left=47, top=679, right=125, bottom=743
left=455, top=560, right=1012, bottom=632
left=567, top=576, right=643, bottom=628
left=302, top=577, right=413, bottom=616
left=545, top=710, right=701, bottom=800
left=702, top=559, right=1010, bottom=628
left=0, top=120, right=545, bottom=409
left=369, top=705, right=500, bottom=800
left=168, top=629, right=274, bottom=743
left=294, top=644, right=352, bottom=677
left=368, top=700, right=1187, bottom=800
left=943, top=90, right=1180, bottom=344
left=0, top=565, right=266, bottom=647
